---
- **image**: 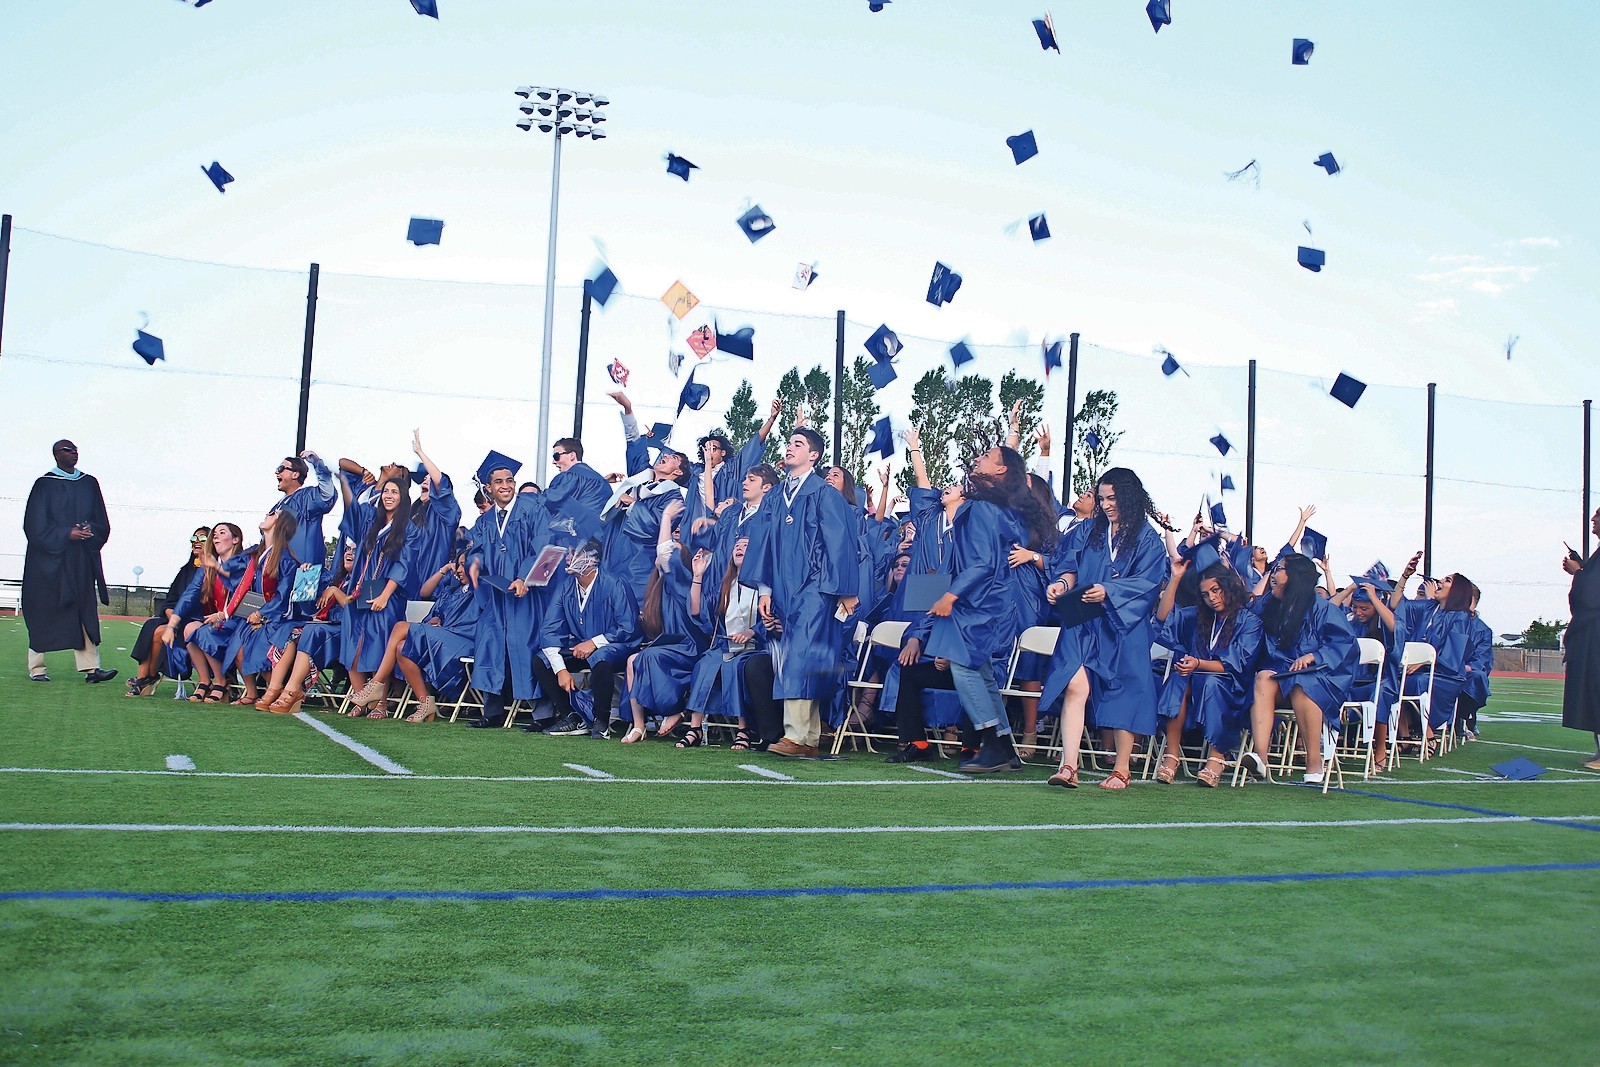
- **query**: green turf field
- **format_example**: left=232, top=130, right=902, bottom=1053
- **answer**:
left=3, top=617, right=1598, bottom=1065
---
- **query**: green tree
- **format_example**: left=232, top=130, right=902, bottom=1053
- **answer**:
left=767, top=365, right=834, bottom=466
left=895, top=367, right=995, bottom=494
left=994, top=371, right=1047, bottom=463
left=1072, top=388, right=1122, bottom=495
left=1521, top=618, right=1567, bottom=650
left=838, top=356, right=882, bottom=484
left=720, top=379, right=761, bottom=448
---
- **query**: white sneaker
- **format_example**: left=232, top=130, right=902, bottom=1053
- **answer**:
left=1303, top=771, right=1325, bottom=785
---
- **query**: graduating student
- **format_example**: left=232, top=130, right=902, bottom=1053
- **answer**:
left=1242, top=553, right=1359, bottom=784
left=1456, top=584, right=1493, bottom=739
left=1003, top=470, right=1060, bottom=755
left=1561, top=509, right=1600, bottom=766
left=125, top=527, right=211, bottom=696
left=466, top=452, right=554, bottom=729
left=1391, top=570, right=1478, bottom=748
left=393, top=552, right=483, bottom=724
left=686, top=398, right=781, bottom=520
left=257, top=541, right=358, bottom=715
left=533, top=540, right=639, bottom=738
left=683, top=535, right=767, bottom=749
left=22, top=439, right=116, bottom=684
left=600, top=392, right=691, bottom=590
left=341, top=475, right=415, bottom=718
left=1152, top=546, right=1263, bottom=787
left=740, top=425, right=860, bottom=757
left=1040, top=467, right=1173, bottom=790
left=400, top=431, right=462, bottom=595
left=544, top=436, right=614, bottom=546
left=622, top=501, right=712, bottom=743
left=1331, top=573, right=1401, bottom=757
left=185, top=523, right=251, bottom=703
left=264, top=450, right=336, bottom=573
left=221, top=511, right=301, bottom=707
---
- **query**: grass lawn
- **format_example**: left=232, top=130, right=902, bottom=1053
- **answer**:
left=2, top=617, right=1598, bottom=1065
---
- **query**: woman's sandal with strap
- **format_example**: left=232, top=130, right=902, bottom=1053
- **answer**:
left=1156, top=752, right=1181, bottom=784
left=365, top=701, right=389, bottom=720
left=730, top=729, right=753, bottom=752
left=268, top=689, right=304, bottom=715
left=1196, top=755, right=1227, bottom=788
left=405, top=697, right=438, bottom=724
left=1099, top=768, right=1131, bottom=791
left=253, top=687, right=284, bottom=711
left=203, top=683, right=228, bottom=704
left=1047, top=765, right=1080, bottom=789
left=675, top=727, right=703, bottom=749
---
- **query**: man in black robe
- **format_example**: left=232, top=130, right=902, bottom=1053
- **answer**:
left=1562, top=506, right=1600, bottom=767
left=22, top=440, right=116, bottom=683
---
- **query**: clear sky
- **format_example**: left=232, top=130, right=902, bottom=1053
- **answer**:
left=0, top=0, right=1595, bottom=637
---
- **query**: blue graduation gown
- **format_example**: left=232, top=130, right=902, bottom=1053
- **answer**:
left=1153, top=606, right=1263, bottom=756
left=605, top=485, right=687, bottom=592
left=1461, top=615, right=1493, bottom=708
left=1039, top=521, right=1170, bottom=735
left=545, top=462, right=613, bottom=546
left=192, top=553, right=254, bottom=661
left=225, top=552, right=300, bottom=674
left=267, top=454, right=336, bottom=570
left=739, top=471, right=859, bottom=701
left=1394, top=600, right=1473, bottom=730
left=401, top=572, right=480, bottom=695
left=538, top=570, right=640, bottom=669
left=628, top=555, right=713, bottom=714
left=467, top=494, right=553, bottom=700
left=401, top=475, right=462, bottom=597
left=687, top=588, right=768, bottom=720
left=875, top=494, right=963, bottom=728
left=925, top=500, right=1018, bottom=670
left=343, top=508, right=413, bottom=673
left=1253, top=596, right=1360, bottom=727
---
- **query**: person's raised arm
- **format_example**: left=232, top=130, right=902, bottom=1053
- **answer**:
left=1004, top=398, right=1024, bottom=450
left=1285, top=504, right=1316, bottom=557
left=412, top=430, right=442, bottom=488
left=874, top=465, right=893, bottom=522
left=758, top=397, right=781, bottom=442
left=1391, top=550, right=1421, bottom=610
left=1156, top=556, right=1187, bottom=622
left=904, top=426, right=931, bottom=490
left=1363, top=584, right=1397, bottom=632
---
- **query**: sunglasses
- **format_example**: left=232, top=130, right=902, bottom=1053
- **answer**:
left=55, top=445, right=78, bottom=453
left=552, top=451, right=570, bottom=460
left=275, top=465, right=293, bottom=474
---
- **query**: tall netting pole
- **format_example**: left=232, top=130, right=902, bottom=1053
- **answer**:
left=1061, top=332, right=1079, bottom=501
left=1245, top=358, right=1257, bottom=545
left=1585, top=398, right=1593, bottom=558
left=295, top=262, right=320, bottom=453
left=1424, top=382, right=1437, bottom=576
left=832, top=310, right=845, bottom=464
left=574, top=287, right=593, bottom=440
left=0, top=214, right=12, bottom=360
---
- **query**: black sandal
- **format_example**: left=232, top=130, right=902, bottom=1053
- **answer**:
left=203, top=682, right=228, bottom=704
left=730, top=729, right=753, bottom=752
left=675, top=728, right=703, bottom=749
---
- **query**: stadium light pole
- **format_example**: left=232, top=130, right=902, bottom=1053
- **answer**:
left=515, top=86, right=608, bottom=471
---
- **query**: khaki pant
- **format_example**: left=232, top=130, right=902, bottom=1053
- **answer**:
left=783, top=698, right=822, bottom=747
left=28, top=630, right=100, bottom=678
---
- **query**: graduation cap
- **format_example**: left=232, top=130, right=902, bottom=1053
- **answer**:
left=201, top=161, right=234, bottom=194
left=677, top=372, right=710, bottom=414
left=409, top=0, right=439, bottom=16
left=1299, top=526, right=1328, bottom=561
left=1084, top=429, right=1102, bottom=451
left=649, top=422, right=674, bottom=444
left=714, top=322, right=756, bottom=360
left=1006, top=130, right=1039, bottom=165
left=584, top=266, right=619, bottom=307
left=1209, top=501, right=1227, bottom=527
left=667, top=350, right=685, bottom=377
left=1221, top=474, right=1235, bottom=492
left=1314, top=152, right=1340, bottom=175
left=1489, top=757, right=1545, bottom=780
left=686, top=325, right=716, bottom=358
left=1028, top=213, right=1051, bottom=242
left=1348, top=574, right=1396, bottom=600
left=665, top=153, right=698, bottom=182
left=793, top=262, right=818, bottom=289
left=1043, top=339, right=1063, bottom=376
left=1330, top=372, right=1367, bottom=408
left=736, top=205, right=776, bottom=243
left=409, top=463, right=428, bottom=485
left=867, top=358, right=898, bottom=390
left=1225, top=159, right=1260, bottom=188
left=868, top=0, right=890, bottom=9
left=1146, top=0, right=1171, bottom=33
left=1292, top=38, right=1315, bottom=65
left=1177, top=531, right=1224, bottom=563
left=132, top=329, right=165, bottom=366
left=182, top=0, right=215, bottom=7
left=867, top=416, right=895, bottom=459
left=564, top=499, right=605, bottom=544
left=1157, top=347, right=1188, bottom=377
left=1210, top=432, right=1233, bottom=456
left=661, top=280, right=699, bottom=319
left=1033, top=12, right=1059, bottom=52
left=864, top=324, right=902, bottom=362
left=475, top=450, right=521, bottom=487
left=926, top=262, right=963, bottom=307
left=406, top=217, right=444, bottom=246
left=1298, top=246, right=1326, bottom=272
left=949, top=340, right=975, bottom=369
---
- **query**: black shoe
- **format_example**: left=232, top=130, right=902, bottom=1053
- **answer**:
left=884, top=744, right=933, bottom=764
left=84, top=668, right=118, bottom=685
left=960, top=733, right=1021, bottom=774
left=30, top=674, right=50, bottom=683
left=469, top=716, right=504, bottom=729
left=544, top=714, right=589, bottom=736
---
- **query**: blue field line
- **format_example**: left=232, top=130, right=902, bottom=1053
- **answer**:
left=4, top=860, right=1598, bottom=905
left=1338, top=787, right=1600, bottom=834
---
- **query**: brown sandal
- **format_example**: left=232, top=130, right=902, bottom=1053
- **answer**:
left=268, top=689, right=304, bottom=715
left=253, top=687, right=283, bottom=711
left=1156, top=752, right=1181, bottom=784
left=1099, top=768, right=1131, bottom=790
left=1196, top=755, right=1227, bottom=788
left=1047, top=765, right=1079, bottom=789
left=365, top=702, right=389, bottom=719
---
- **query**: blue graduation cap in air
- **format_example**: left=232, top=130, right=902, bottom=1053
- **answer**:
left=406, top=217, right=444, bottom=246
left=1007, top=130, right=1038, bottom=165
left=736, top=205, right=776, bottom=243
left=584, top=266, right=619, bottom=307
left=949, top=340, right=975, bottom=369
left=1043, top=339, right=1062, bottom=376
left=926, top=262, right=963, bottom=307
left=1028, top=213, right=1051, bottom=242
left=1146, top=0, right=1171, bottom=32
left=1330, top=372, right=1367, bottom=408
left=1489, top=757, right=1544, bottom=780
left=1314, top=152, right=1340, bottom=175
left=649, top=422, right=674, bottom=445
left=714, top=322, right=755, bottom=360
left=565, top=499, right=605, bottom=544
left=1210, top=433, right=1233, bottom=456
left=201, top=161, right=234, bottom=194
left=1209, top=501, right=1227, bottom=527
left=867, top=358, right=898, bottom=390
left=865, top=324, right=902, bottom=362
left=1084, top=430, right=1102, bottom=451
left=1221, top=474, right=1235, bottom=492
left=677, top=371, right=710, bottom=414
left=1300, top=526, right=1328, bottom=561
left=867, top=416, right=895, bottom=459
left=1293, top=38, right=1315, bottom=65
left=1298, top=246, right=1326, bottom=272
left=132, top=329, right=165, bottom=366
left=1033, top=13, right=1059, bottom=52
left=410, top=0, right=439, bottom=17
left=868, top=0, right=890, bottom=10
left=665, top=153, right=698, bottom=182
left=409, top=463, right=428, bottom=485
left=1159, top=349, right=1188, bottom=377
left=1192, top=540, right=1225, bottom=574
left=475, top=450, right=521, bottom=487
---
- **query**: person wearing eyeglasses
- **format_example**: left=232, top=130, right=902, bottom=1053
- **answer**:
left=23, top=439, right=117, bottom=684
left=266, top=450, right=335, bottom=571
left=124, top=526, right=212, bottom=696
left=544, top=437, right=612, bottom=549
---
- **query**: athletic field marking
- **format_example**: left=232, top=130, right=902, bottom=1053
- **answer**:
left=6, top=860, right=1598, bottom=907
left=292, top=713, right=412, bottom=776
left=163, top=755, right=195, bottom=772
left=1340, top=787, right=1600, bottom=834
left=1472, top=738, right=1595, bottom=756
left=4, top=814, right=1596, bottom=836
left=1432, top=768, right=1497, bottom=780
left=906, top=766, right=971, bottom=780
left=562, top=764, right=613, bottom=779
left=738, top=764, right=794, bottom=781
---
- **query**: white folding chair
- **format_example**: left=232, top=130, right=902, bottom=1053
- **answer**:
left=1392, top=641, right=1437, bottom=765
left=1331, top=637, right=1386, bottom=782
left=832, top=620, right=909, bottom=754
left=998, top=626, right=1062, bottom=763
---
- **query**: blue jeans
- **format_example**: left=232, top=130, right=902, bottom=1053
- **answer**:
left=950, top=660, right=1010, bottom=736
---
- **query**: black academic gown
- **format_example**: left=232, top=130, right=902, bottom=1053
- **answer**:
left=22, top=471, right=111, bottom=652
left=1562, top=551, right=1600, bottom=734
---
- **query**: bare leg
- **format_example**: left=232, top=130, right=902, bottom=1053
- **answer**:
left=346, top=668, right=369, bottom=716
left=396, top=654, right=429, bottom=698
left=371, top=622, right=410, bottom=684
left=1057, top=667, right=1090, bottom=772
left=1159, top=691, right=1188, bottom=781
left=1016, top=681, right=1041, bottom=756
left=623, top=655, right=647, bottom=739
left=1250, top=671, right=1281, bottom=764
left=1113, top=728, right=1136, bottom=780
left=1292, top=687, right=1326, bottom=776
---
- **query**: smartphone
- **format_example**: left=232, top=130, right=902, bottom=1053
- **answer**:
left=1566, top=542, right=1582, bottom=562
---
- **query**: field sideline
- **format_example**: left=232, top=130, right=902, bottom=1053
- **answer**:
left=2, top=618, right=1597, bottom=1065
